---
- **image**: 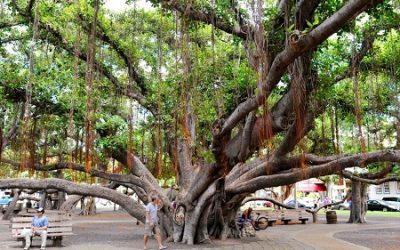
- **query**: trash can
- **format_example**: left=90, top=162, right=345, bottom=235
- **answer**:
left=326, top=210, right=337, bottom=224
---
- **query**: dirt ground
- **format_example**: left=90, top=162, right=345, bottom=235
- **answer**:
left=1, top=209, right=399, bottom=250
left=0, top=209, right=260, bottom=250
left=334, top=227, right=400, bottom=250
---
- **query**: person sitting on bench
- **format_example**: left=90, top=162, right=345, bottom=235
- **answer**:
left=21, top=207, right=48, bottom=250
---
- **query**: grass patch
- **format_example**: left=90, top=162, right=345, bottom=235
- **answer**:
left=318, top=210, right=400, bottom=217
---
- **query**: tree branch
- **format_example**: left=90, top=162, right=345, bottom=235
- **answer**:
left=0, top=178, right=146, bottom=222
left=227, top=149, right=400, bottom=194
left=217, top=0, right=383, bottom=139
left=237, top=112, right=256, bottom=162
left=77, top=14, right=147, bottom=94
left=0, top=36, right=26, bottom=44
left=1, top=103, right=25, bottom=151
left=241, top=197, right=293, bottom=210
left=159, top=0, right=249, bottom=39
left=0, top=158, right=148, bottom=189
left=176, top=139, right=193, bottom=191
left=0, top=22, right=21, bottom=29
left=342, top=170, right=400, bottom=185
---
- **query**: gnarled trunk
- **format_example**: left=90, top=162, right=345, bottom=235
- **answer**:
left=348, top=180, right=367, bottom=223
left=2, top=189, right=20, bottom=220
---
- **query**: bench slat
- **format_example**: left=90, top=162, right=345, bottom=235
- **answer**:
left=12, top=226, right=72, bottom=233
left=12, top=217, right=71, bottom=223
left=12, top=226, right=72, bottom=232
left=47, top=227, right=73, bottom=233
left=13, top=232, right=74, bottom=238
left=23, top=209, right=69, bottom=214
left=12, top=221, right=72, bottom=228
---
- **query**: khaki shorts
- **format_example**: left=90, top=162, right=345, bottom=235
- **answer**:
left=144, top=223, right=160, bottom=235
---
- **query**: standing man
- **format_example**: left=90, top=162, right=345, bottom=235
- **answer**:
left=143, top=197, right=167, bottom=250
left=21, top=207, right=48, bottom=250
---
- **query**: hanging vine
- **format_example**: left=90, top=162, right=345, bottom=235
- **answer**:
left=351, top=54, right=366, bottom=153
left=154, top=9, right=165, bottom=178
left=69, top=1, right=81, bottom=170
left=84, top=0, right=99, bottom=173
left=20, top=1, right=39, bottom=172
left=329, top=106, right=339, bottom=154
left=321, top=114, right=327, bottom=154
left=126, top=5, right=137, bottom=172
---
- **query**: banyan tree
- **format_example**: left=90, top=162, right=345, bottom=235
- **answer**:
left=1, top=0, right=400, bottom=245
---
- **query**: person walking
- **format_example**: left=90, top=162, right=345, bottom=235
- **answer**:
left=21, top=207, right=48, bottom=250
left=143, top=197, right=167, bottom=250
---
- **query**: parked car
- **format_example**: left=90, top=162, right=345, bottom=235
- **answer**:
left=382, top=197, right=400, bottom=203
left=367, top=200, right=400, bottom=212
left=299, top=198, right=316, bottom=209
left=384, top=201, right=400, bottom=211
left=0, top=196, right=13, bottom=206
left=331, top=200, right=351, bottom=210
left=285, top=200, right=313, bottom=209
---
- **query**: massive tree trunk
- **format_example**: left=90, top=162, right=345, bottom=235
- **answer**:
left=348, top=180, right=367, bottom=223
left=1, top=0, right=395, bottom=246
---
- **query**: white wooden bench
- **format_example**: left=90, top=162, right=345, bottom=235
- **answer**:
left=264, top=210, right=280, bottom=226
left=280, top=209, right=310, bottom=225
left=11, top=213, right=73, bottom=247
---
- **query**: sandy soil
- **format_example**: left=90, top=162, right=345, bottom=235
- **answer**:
left=334, top=228, right=400, bottom=250
left=0, top=209, right=260, bottom=250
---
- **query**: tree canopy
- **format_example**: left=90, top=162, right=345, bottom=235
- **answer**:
left=1, top=0, right=400, bottom=244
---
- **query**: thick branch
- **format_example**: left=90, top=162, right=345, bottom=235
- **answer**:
left=241, top=197, right=292, bottom=210
left=360, top=163, right=394, bottom=179
left=227, top=149, right=400, bottom=194
left=0, top=22, right=20, bottom=29
left=0, top=36, right=26, bottom=44
left=237, top=112, right=256, bottom=162
left=218, top=0, right=383, bottom=138
left=342, top=170, right=400, bottom=185
left=275, top=101, right=324, bottom=156
left=111, top=150, right=172, bottom=209
left=176, top=139, right=193, bottom=191
left=1, top=158, right=148, bottom=189
left=0, top=178, right=146, bottom=222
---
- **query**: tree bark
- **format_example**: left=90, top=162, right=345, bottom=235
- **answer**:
left=2, top=189, right=20, bottom=220
left=349, top=180, right=367, bottom=223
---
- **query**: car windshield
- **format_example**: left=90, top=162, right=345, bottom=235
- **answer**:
left=383, top=198, right=399, bottom=202
left=377, top=200, right=390, bottom=205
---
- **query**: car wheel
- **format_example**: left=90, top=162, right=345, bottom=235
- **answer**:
left=383, top=208, right=388, bottom=212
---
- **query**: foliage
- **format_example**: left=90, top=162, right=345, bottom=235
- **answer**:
left=0, top=0, right=399, bottom=182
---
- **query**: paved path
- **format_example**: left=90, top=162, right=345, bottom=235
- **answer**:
left=1, top=211, right=399, bottom=250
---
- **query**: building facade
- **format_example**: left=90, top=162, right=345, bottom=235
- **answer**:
left=368, top=181, right=400, bottom=200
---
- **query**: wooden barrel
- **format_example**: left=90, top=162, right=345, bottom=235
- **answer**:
left=326, top=210, right=337, bottom=224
